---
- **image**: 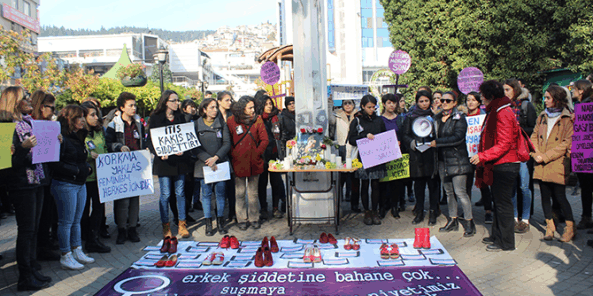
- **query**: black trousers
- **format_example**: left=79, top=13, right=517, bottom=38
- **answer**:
left=10, top=187, right=44, bottom=276
left=578, top=173, right=593, bottom=218
left=490, top=163, right=519, bottom=250
left=380, top=178, right=406, bottom=210
left=226, top=173, right=236, bottom=219
left=258, top=165, right=286, bottom=211
left=539, top=180, right=573, bottom=222
left=468, top=167, right=493, bottom=211
left=37, top=184, right=58, bottom=247
left=81, top=181, right=104, bottom=238
left=413, top=176, right=439, bottom=213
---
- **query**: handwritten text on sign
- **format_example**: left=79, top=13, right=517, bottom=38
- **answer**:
left=465, top=115, right=486, bottom=158
left=97, top=150, right=154, bottom=203
left=388, top=50, right=411, bottom=75
left=457, top=67, right=484, bottom=95
left=572, top=103, right=593, bottom=173
left=150, top=123, right=200, bottom=156
left=260, top=61, right=281, bottom=85
left=0, top=123, right=16, bottom=170
left=380, top=153, right=410, bottom=182
left=356, top=130, right=402, bottom=169
left=31, top=120, right=61, bottom=164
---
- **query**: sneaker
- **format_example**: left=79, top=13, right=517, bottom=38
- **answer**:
left=60, top=252, right=84, bottom=270
left=72, top=246, right=95, bottom=264
left=252, top=221, right=261, bottom=229
left=485, top=213, right=493, bottom=224
left=219, top=235, right=230, bottom=248
left=516, top=221, right=530, bottom=234
left=513, top=221, right=520, bottom=233
left=202, top=253, right=216, bottom=265
left=212, top=252, right=224, bottom=265
left=238, top=223, right=248, bottom=231
left=230, top=236, right=240, bottom=249
left=408, top=195, right=415, bottom=203
left=273, top=208, right=284, bottom=219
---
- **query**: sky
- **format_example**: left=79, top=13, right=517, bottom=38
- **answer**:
left=40, top=0, right=278, bottom=31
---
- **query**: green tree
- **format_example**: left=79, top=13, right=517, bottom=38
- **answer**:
left=149, top=63, right=172, bottom=85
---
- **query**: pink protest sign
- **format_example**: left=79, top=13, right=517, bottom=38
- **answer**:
left=356, top=130, right=402, bottom=169
left=457, top=67, right=484, bottom=95
left=388, top=50, right=411, bottom=75
left=260, top=61, right=281, bottom=85
left=572, top=102, right=593, bottom=173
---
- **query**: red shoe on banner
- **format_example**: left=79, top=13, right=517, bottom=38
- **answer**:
left=230, top=236, right=240, bottom=249
left=413, top=228, right=422, bottom=249
left=270, top=236, right=279, bottom=253
left=422, top=228, right=431, bottom=249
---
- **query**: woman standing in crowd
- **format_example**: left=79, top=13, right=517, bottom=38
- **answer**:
left=466, top=92, right=493, bottom=224
left=280, top=96, right=295, bottom=156
left=402, top=90, right=439, bottom=225
left=471, top=80, right=521, bottom=252
left=217, top=91, right=236, bottom=222
left=51, top=105, right=95, bottom=269
left=398, top=97, right=415, bottom=203
left=80, top=102, right=111, bottom=253
left=572, top=79, right=593, bottom=230
left=336, top=99, right=361, bottom=212
left=193, top=98, right=231, bottom=236
left=348, top=95, right=387, bottom=225
left=379, top=93, right=406, bottom=218
left=531, top=85, right=575, bottom=241
left=431, top=92, right=475, bottom=236
left=257, top=95, right=286, bottom=220
left=148, top=90, right=191, bottom=239
left=1, top=87, right=52, bottom=290
left=227, top=96, right=269, bottom=230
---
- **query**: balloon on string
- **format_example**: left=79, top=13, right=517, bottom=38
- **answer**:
left=457, top=67, right=484, bottom=95
left=260, top=61, right=281, bottom=85
left=388, top=50, right=411, bottom=75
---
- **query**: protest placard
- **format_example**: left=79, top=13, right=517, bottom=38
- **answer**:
left=457, top=67, right=484, bottom=95
left=466, top=115, right=486, bottom=158
left=388, top=50, right=411, bottom=75
left=356, top=130, right=402, bottom=169
left=97, top=150, right=154, bottom=203
left=31, top=120, right=60, bottom=164
left=0, top=123, right=16, bottom=170
left=379, top=154, right=410, bottom=182
left=572, top=102, right=593, bottom=173
left=330, top=84, right=369, bottom=107
left=203, top=161, right=231, bottom=184
left=260, top=61, right=281, bottom=85
left=150, top=122, right=200, bottom=156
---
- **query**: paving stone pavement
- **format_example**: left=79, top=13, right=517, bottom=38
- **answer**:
left=1, top=178, right=593, bottom=296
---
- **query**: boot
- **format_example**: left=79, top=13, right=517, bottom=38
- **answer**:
left=217, top=217, right=228, bottom=234
left=363, top=211, right=373, bottom=225
left=460, top=219, right=476, bottom=237
left=391, top=207, right=400, bottom=219
left=413, top=228, right=422, bottom=249
left=127, top=227, right=140, bottom=242
left=32, top=269, right=51, bottom=283
left=116, top=228, right=127, bottom=245
left=372, top=210, right=382, bottom=225
left=544, top=218, right=555, bottom=241
left=577, top=216, right=593, bottom=230
left=428, top=210, right=438, bottom=226
left=412, top=211, right=425, bottom=224
left=379, top=207, right=387, bottom=219
left=439, top=217, right=459, bottom=232
left=85, top=231, right=111, bottom=253
left=422, top=228, right=431, bottom=249
left=204, top=218, right=214, bottom=236
left=162, top=222, right=172, bottom=238
left=178, top=220, right=190, bottom=238
left=17, top=273, right=50, bottom=291
left=559, top=221, right=575, bottom=242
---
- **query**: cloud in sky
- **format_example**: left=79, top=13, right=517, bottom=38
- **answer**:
left=40, top=0, right=277, bottom=31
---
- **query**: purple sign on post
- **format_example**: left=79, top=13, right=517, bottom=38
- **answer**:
left=457, top=67, right=484, bottom=95
left=31, top=120, right=60, bottom=164
left=388, top=50, right=411, bottom=75
left=260, top=61, right=281, bottom=85
left=572, top=102, right=593, bottom=173
left=95, top=266, right=482, bottom=296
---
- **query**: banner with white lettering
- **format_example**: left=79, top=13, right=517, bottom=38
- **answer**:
left=150, top=123, right=200, bottom=156
left=97, top=150, right=154, bottom=203
left=465, top=115, right=486, bottom=158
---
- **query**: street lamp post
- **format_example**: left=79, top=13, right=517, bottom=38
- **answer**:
left=201, top=80, right=209, bottom=98
left=155, top=49, right=168, bottom=94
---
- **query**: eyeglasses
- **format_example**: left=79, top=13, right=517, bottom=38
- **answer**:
left=43, top=105, right=55, bottom=111
left=440, top=99, right=455, bottom=104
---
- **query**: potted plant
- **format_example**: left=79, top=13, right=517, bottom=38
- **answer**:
left=117, top=63, right=147, bottom=87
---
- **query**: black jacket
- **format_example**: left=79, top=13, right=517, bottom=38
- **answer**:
left=517, top=98, right=537, bottom=137
left=433, top=107, right=472, bottom=177
left=348, top=112, right=387, bottom=172
left=148, top=111, right=192, bottom=176
left=280, top=109, right=295, bottom=143
left=401, top=110, right=436, bottom=178
left=261, top=111, right=282, bottom=162
left=51, top=131, right=91, bottom=185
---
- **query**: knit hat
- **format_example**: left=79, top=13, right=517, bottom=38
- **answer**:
left=285, top=96, right=295, bottom=108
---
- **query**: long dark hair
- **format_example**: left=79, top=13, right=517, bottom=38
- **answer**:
left=199, top=98, right=218, bottom=118
left=503, top=79, right=522, bottom=100
left=57, top=105, right=87, bottom=140
left=255, top=95, right=279, bottom=116
left=574, top=79, right=593, bottom=101
left=151, top=90, right=179, bottom=115
left=32, top=90, right=57, bottom=120
left=546, top=85, right=569, bottom=110
left=231, top=96, right=256, bottom=125
left=81, top=101, right=103, bottom=135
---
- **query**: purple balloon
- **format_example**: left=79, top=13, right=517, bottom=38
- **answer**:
left=260, top=61, right=281, bottom=85
left=388, top=50, right=411, bottom=75
left=457, top=67, right=484, bottom=95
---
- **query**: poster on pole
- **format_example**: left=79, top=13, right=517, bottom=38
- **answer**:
left=457, top=67, right=484, bottom=95
left=330, top=84, right=369, bottom=107
left=572, top=102, right=593, bottom=173
left=0, top=123, right=16, bottom=170
left=97, top=150, right=154, bottom=203
left=356, top=130, right=402, bottom=169
left=388, top=50, right=411, bottom=75
left=466, top=115, right=486, bottom=158
left=31, top=120, right=61, bottom=164
left=150, top=122, right=200, bottom=156
left=260, top=61, right=281, bottom=85
left=379, top=154, right=410, bottom=182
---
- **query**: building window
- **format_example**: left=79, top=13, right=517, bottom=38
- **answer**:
left=361, top=0, right=373, bottom=9
left=377, top=28, right=391, bottom=47
left=327, top=0, right=335, bottom=53
left=12, top=0, right=18, bottom=10
left=24, top=1, right=31, bottom=16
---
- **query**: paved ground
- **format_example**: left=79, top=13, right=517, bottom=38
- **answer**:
left=0, top=178, right=592, bottom=296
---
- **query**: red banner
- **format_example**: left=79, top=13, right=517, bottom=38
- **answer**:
left=2, top=3, right=40, bottom=33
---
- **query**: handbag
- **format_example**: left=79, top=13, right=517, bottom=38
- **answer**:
left=517, top=128, right=535, bottom=162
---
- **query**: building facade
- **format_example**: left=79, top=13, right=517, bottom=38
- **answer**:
left=0, top=0, right=40, bottom=51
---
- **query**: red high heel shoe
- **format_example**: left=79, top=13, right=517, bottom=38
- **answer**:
left=303, top=246, right=312, bottom=263
left=264, top=246, right=273, bottom=266
left=220, top=235, right=230, bottom=248
left=319, top=233, right=328, bottom=244
left=327, top=233, right=337, bottom=244
left=351, top=238, right=361, bottom=250
left=160, top=237, right=171, bottom=253
left=344, top=237, right=352, bottom=250
left=270, top=236, right=279, bottom=253
left=254, top=247, right=265, bottom=267
left=165, top=254, right=178, bottom=267
left=154, top=255, right=168, bottom=267
left=168, top=236, right=178, bottom=253
left=390, top=244, right=400, bottom=259
left=380, top=243, right=390, bottom=259
left=262, top=236, right=269, bottom=248
left=312, top=245, right=322, bottom=263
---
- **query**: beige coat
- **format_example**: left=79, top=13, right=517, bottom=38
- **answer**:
left=530, top=108, right=574, bottom=185
left=334, top=109, right=356, bottom=156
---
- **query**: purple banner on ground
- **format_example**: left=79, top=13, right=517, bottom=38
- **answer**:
left=96, top=266, right=481, bottom=296
left=572, top=102, right=593, bottom=173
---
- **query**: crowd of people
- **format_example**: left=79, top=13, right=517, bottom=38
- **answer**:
left=0, top=75, right=592, bottom=291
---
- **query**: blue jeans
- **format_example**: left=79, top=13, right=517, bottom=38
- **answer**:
left=51, top=180, right=86, bottom=253
left=158, top=175, right=185, bottom=223
left=199, top=179, right=226, bottom=218
left=512, top=162, right=532, bottom=220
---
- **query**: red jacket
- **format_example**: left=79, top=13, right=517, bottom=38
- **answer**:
left=478, top=105, right=522, bottom=165
left=227, top=115, right=269, bottom=178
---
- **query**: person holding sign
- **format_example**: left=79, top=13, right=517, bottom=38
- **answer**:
left=401, top=90, right=439, bottom=226
left=572, top=79, right=593, bottom=231
left=429, top=92, right=475, bottom=236
left=227, top=96, right=269, bottom=231
left=530, top=86, right=575, bottom=242
left=148, top=90, right=192, bottom=239
left=193, top=98, right=232, bottom=236
left=1, top=87, right=52, bottom=291
left=50, top=105, right=96, bottom=270
left=347, top=95, right=387, bottom=226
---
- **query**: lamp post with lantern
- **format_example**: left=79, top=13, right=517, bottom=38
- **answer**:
left=154, top=49, right=168, bottom=94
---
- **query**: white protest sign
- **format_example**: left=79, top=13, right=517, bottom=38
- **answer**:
left=31, top=120, right=60, bottom=164
left=150, top=122, right=200, bottom=156
left=356, top=129, right=402, bottom=169
left=97, top=150, right=154, bottom=203
left=203, top=161, right=231, bottom=184
left=466, top=115, right=486, bottom=158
